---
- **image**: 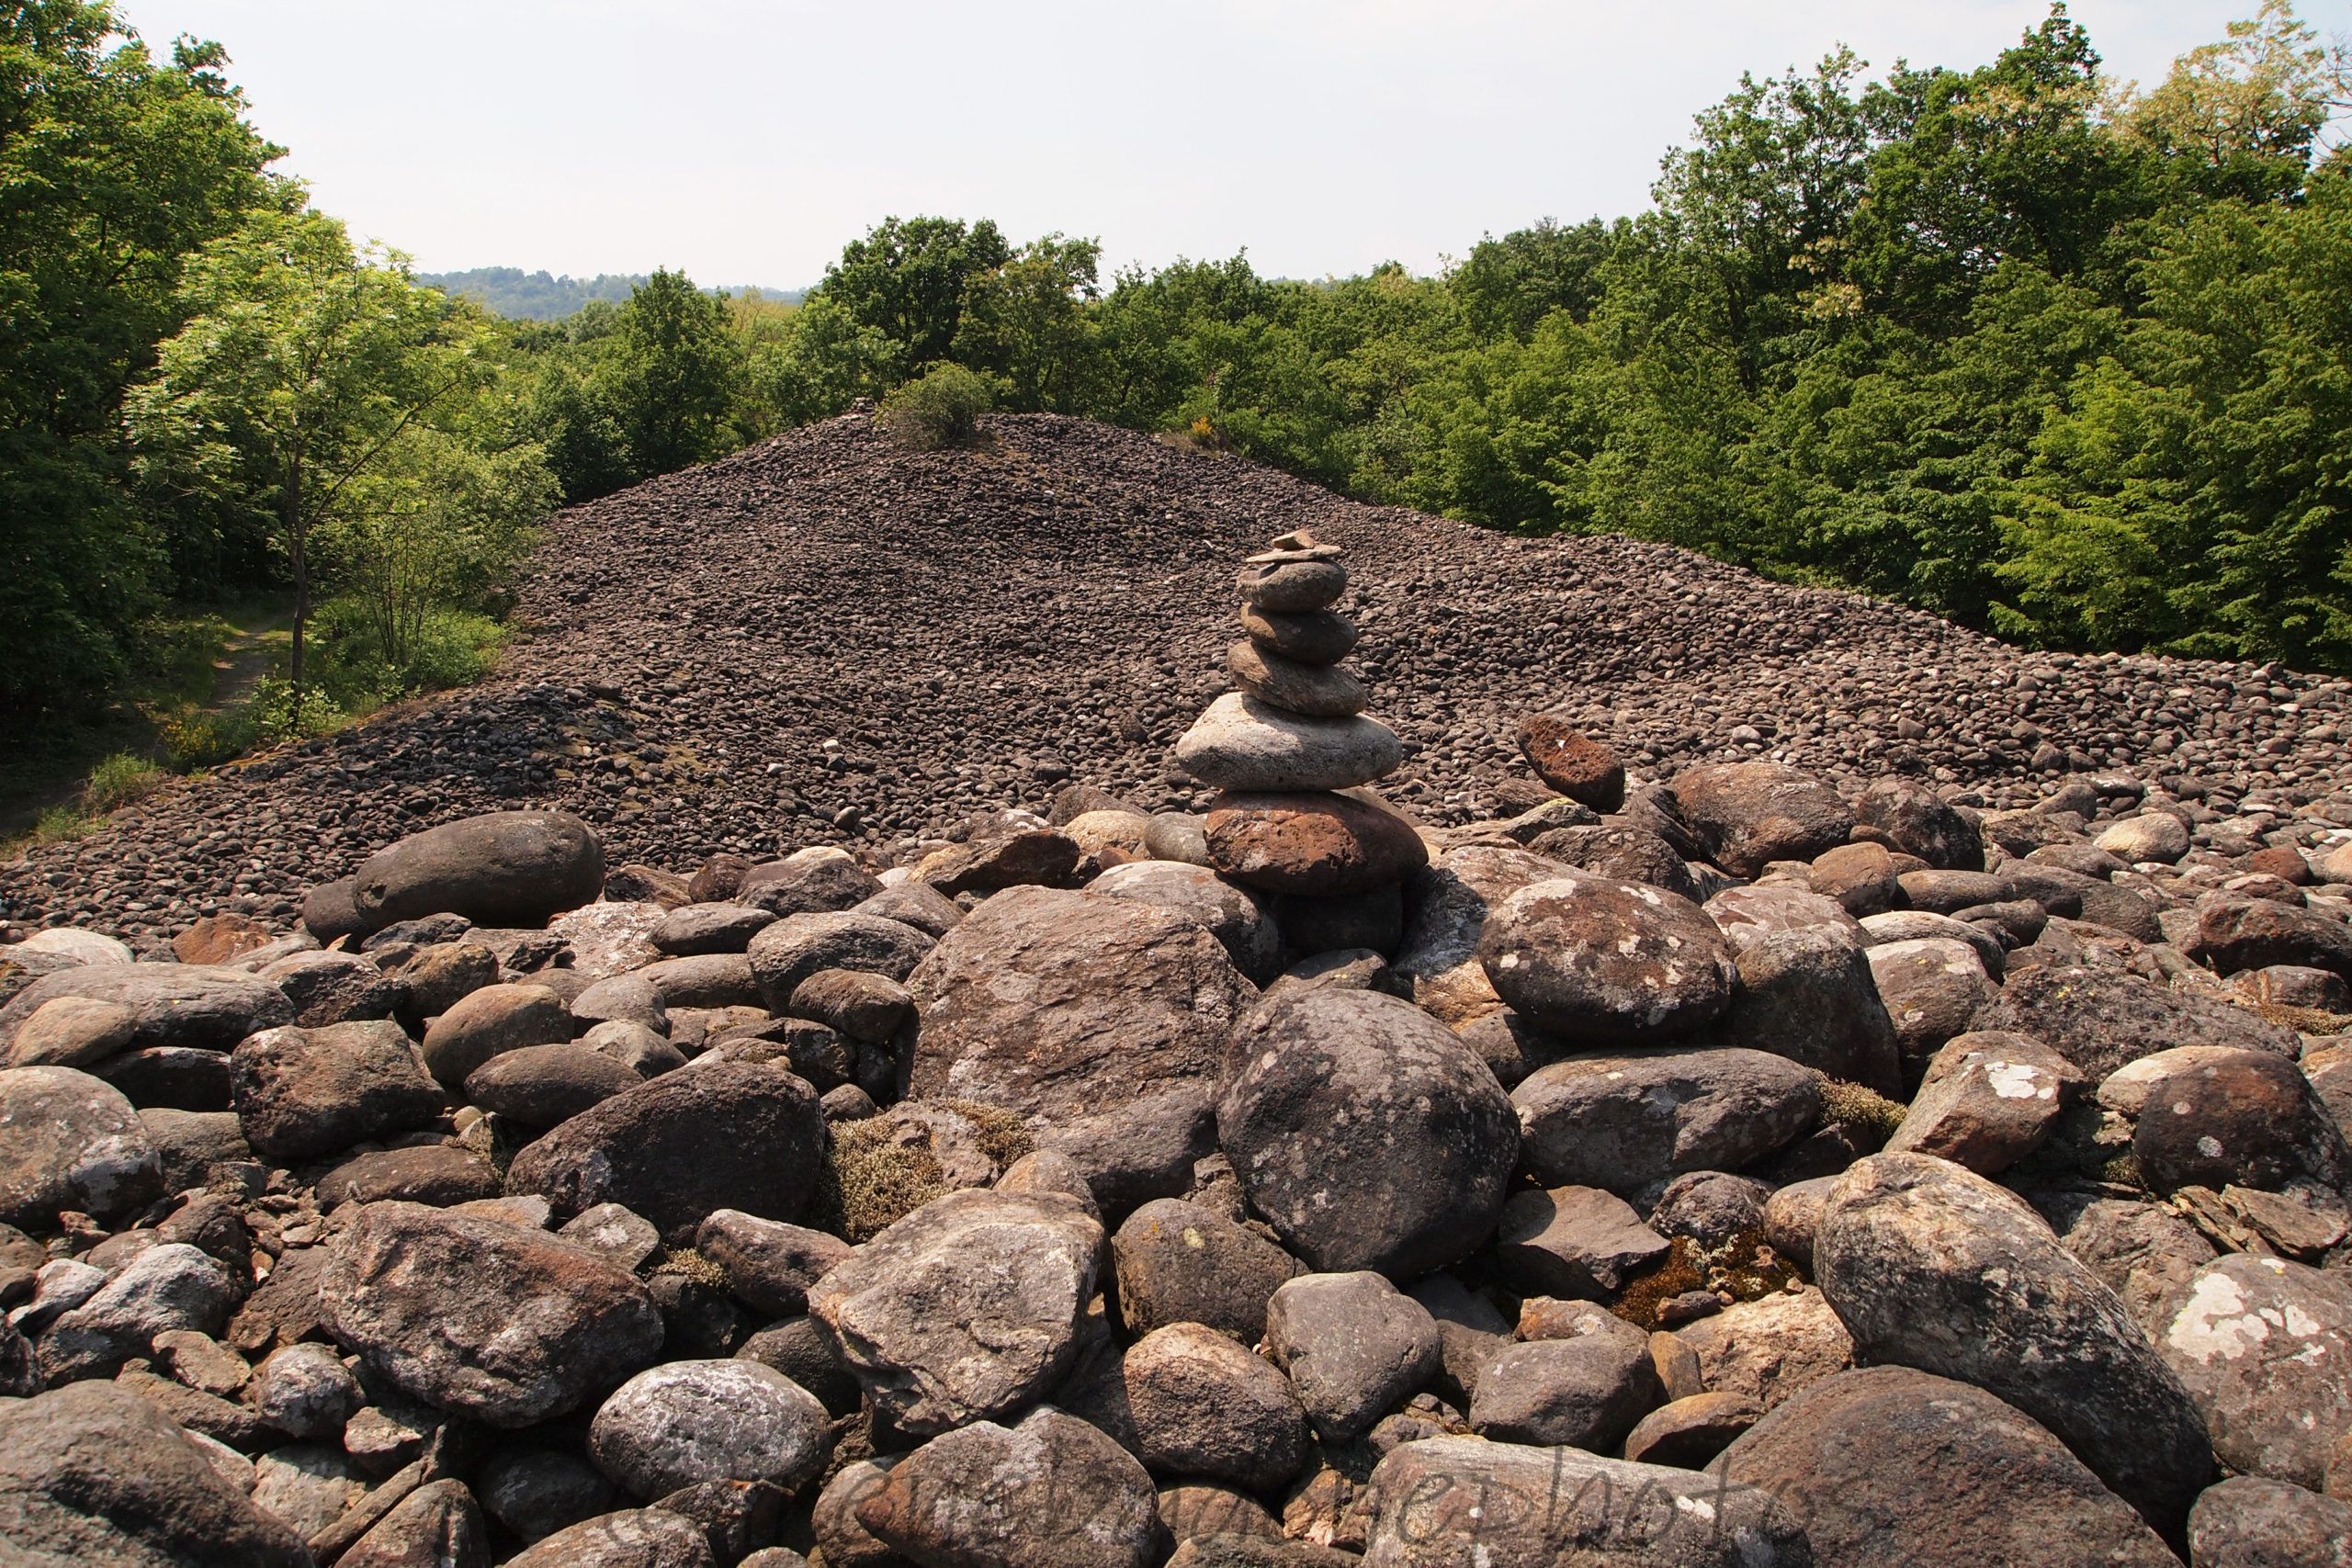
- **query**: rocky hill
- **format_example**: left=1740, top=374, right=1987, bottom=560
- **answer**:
left=4, top=412, right=2346, bottom=949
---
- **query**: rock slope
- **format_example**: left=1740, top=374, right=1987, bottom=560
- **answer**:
left=6, top=412, right=2350, bottom=947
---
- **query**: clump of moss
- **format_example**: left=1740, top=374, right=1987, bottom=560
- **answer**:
left=2239, top=998, right=2352, bottom=1036
left=1818, top=1076, right=1908, bottom=1148
left=819, top=1120, right=950, bottom=1243
left=941, top=1099, right=1035, bottom=1171
left=2099, top=1153, right=2146, bottom=1190
left=1611, top=1236, right=1707, bottom=1329
left=1709, top=1224, right=1801, bottom=1301
left=652, top=1248, right=729, bottom=1290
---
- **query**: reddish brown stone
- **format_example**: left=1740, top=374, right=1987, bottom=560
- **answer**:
left=171, top=913, right=276, bottom=967
left=2246, top=846, right=2314, bottom=886
left=1514, top=716, right=1626, bottom=812
left=1204, top=792, right=1428, bottom=897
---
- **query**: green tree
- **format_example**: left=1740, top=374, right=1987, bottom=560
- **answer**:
left=0, top=0, right=282, bottom=719
left=953, top=234, right=1102, bottom=412
left=819, top=216, right=1011, bottom=371
left=127, top=211, right=507, bottom=693
left=599, top=267, right=743, bottom=478
left=2114, top=0, right=2346, bottom=204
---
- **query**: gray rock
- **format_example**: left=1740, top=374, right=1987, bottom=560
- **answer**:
left=322, top=1200, right=663, bottom=1427
left=581, top=1019, right=686, bottom=1077
left=1714, top=1365, right=2177, bottom=1567
left=38, top=1242, right=236, bottom=1382
left=855, top=1406, right=1162, bottom=1568
left=1493, top=1184, right=1668, bottom=1298
left=738, top=847, right=882, bottom=918
left=807, top=1188, right=1102, bottom=1437
left=1263, top=1271, right=1440, bottom=1442
left=1111, top=1198, right=1300, bottom=1343
left=1125, top=1323, right=1308, bottom=1491
left=589, top=1359, right=831, bottom=1498
left=0, top=1381, right=310, bottom=1566
left=2032, top=1189, right=2221, bottom=1335
left=1362, top=1435, right=1808, bottom=1565
left=1972, top=962, right=2300, bottom=1080
left=0, top=1066, right=162, bottom=1226
left=0, top=963, right=294, bottom=1061
left=419, top=981, right=570, bottom=1089
left=2156, top=1254, right=2352, bottom=1492
left=1867, top=938, right=1998, bottom=1067
left=1510, top=1047, right=1819, bottom=1196
left=503, top=1508, right=718, bottom=1568
left=505, top=1061, right=825, bottom=1240
left=249, top=1341, right=363, bottom=1440
left=1721, top=924, right=1903, bottom=1094
left=1855, top=777, right=1984, bottom=871
left=229, top=1019, right=443, bottom=1164
left=1884, top=1032, right=2080, bottom=1172
left=1091, top=860, right=1282, bottom=986
left=2187, top=1475, right=2352, bottom=1568
left=907, top=886, right=1253, bottom=1127
left=349, top=810, right=604, bottom=931
left=1392, top=845, right=1574, bottom=1028
left=695, top=1210, right=852, bottom=1317
left=745, top=913, right=937, bottom=1021
left=1815, top=1151, right=2215, bottom=1534
left=635, top=953, right=763, bottom=1010
left=464, top=1041, right=642, bottom=1127
left=1174, top=693, right=1403, bottom=793
left=5, top=995, right=137, bottom=1069
left=1217, top=987, right=1516, bottom=1278
left=480, top=1447, right=617, bottom=1544
left=1667, top=761, right=1854, bottom=878
left=1477, top=873, right=1737, bottom=1044
left=337, top=1478, right=492, bottom=1568
left=1470, top=1306, right=1660, bottom=1450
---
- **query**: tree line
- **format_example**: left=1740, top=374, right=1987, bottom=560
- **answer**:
left=6, top=0, right=2351, bottom=761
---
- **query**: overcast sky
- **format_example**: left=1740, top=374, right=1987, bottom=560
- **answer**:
left=118, top=0, right=2352, bottom=287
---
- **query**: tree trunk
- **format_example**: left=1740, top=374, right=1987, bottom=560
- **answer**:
left=285, top=464, right=308, bottom=696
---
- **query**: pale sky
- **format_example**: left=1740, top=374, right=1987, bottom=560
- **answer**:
left=119, top=0, right=2352, bottom=288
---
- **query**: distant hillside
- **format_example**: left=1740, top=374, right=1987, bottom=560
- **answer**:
left=419, top=267, right=804, bottom=320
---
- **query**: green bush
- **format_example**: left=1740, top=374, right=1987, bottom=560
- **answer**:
left=28, top=805, right=96, bottom=847
left=876, top=363, right=998, bottom=450
left=314, top=597, right=506, bottom=706
left=244, top=676, right=342, bottom=746
left=157, top=705, right=254, bottom=771
left=85, top=752, right=164, bottom=812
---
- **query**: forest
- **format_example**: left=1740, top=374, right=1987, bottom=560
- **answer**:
left=5, top=0, right=2350, bottom=810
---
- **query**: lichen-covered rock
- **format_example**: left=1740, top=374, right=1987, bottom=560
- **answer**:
left=588, top=1359, right=831, bottom=1499
left=807, top=1188, right=1102, bottom=1437
left=2155, top=1254, right=2352, bottom=1492
left=0, top=1066, right=161, bottom=1228
left=1815, top=1151, right=2215, bottom=1533
left=1217, top=987, right=1516, bottom=1278
left=229, top=1020, right=443, bottom=1165
left=1510, top=1047, right=1818, bottom=1195
left=321, top=1200, right=663, bottom=1427
left=1476, top=873, right=1737, bottom=1045
left=855, top=1406, right=1163, bottom=1568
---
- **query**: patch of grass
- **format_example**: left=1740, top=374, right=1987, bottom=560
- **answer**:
left=85, top=752, right=164, bottom=812
left=2099, top=1153, right=2145, bottom=1189
left=940, top=1098, right=1035, bottom=1171
left=1818, top=1076, right=1908, bottom=1148
left=2237, top=997, right=2352, bottom=1036
left=652, top=1248, right=731, bottom=1290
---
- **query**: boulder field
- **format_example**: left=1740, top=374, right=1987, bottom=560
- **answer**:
left=4, top=423, right=2352, bottom=1562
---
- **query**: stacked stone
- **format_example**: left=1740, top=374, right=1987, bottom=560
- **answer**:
left=1172, top=531, right=1429, bottom=955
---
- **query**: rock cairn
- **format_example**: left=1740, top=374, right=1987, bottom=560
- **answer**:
left=1174, top=531, right=1429, bottom=960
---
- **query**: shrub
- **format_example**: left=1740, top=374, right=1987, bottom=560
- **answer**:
left=157, top=705, right=254, bottom=772
left=314, top=597, right=505, bottom=706
left=244, top=676, right=342, bottom=746
left=28, top=805, right=96, bottom=847
left=85, top=753, right=164, bottom=812
left=876, top=363, right=998, bottom=450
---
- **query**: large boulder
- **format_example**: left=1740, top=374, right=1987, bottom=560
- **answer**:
left=1392, top=845, right=1573, bottom=1027
left=905, top=886, right=1255, bottom=1125
left=418, top=982, right=571, bottom=1089
left=1971, top=963, right=2299, bottom=1080
left=1476, top=873, right=1736, bottom=1045
left=0, top=1381, right=311, bottom=1567
left=1853, top=777, right=1984, bottom=871
left=2120, top=1046, right=2351, bottom=1195
left=1124, top=1323, right=1308, bottom=1491
left=1360, top=1435, right=1808, bottom=1566
left=349, top=810, right=605, bottom=931
left=806, top=1189, right=1102, bottom=1437
left=1216, top=987, right=1516, bottom=1278
left=1203, top=792, right=1428, bottom=897
left=0, top=1066, right=163, bottom=1227
left=854, top=1406, right=1162, bottom=1568
left=1815, top=1151, right=2215, bottom=1534
left=1713, top=1366, right=2176, bottom=1567
left=1264, top=1271, right=1441, bottom=1443
left=0, top=963, right=291, bottom=1056
left=2154, top=1254, right=2352, bottom=1492
left=1510, top=1047, right=1818, bottom=1195
left=505, top=1061, right=826, bottom=1240
left=1665, top=761, right=1853, bottom=878
left=2187, top=1476, right=2352, bottom=1568
left=228, top=1020, right=444, bottom=1165
left=1111, top=1198, right=1300, bottom=1343
left=321, top=1200, right=663, bottom=1427
left=1720, top=924, right=1903, bottom=1094
left=2186, top=895, right=2352, bottom=983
